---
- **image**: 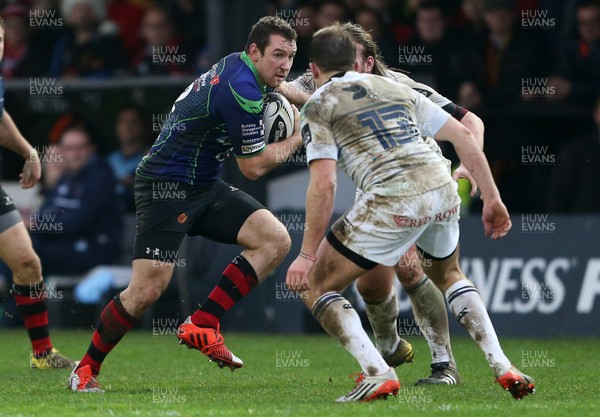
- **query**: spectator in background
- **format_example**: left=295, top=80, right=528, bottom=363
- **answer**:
left=107, top=0, right=147, bottom=57
left=457, top=0, right=546, bottom=110
left=455, top=0, right=486, bottom=36
left=399, top=1, right=465, bottom=100
left=454, top=0, right=548, bottom=214
left=21, top=0, right=65, bottom=76
left=314, top=0, right=350, bottom=30
left=0, top=2, right=30, bottom=79
left=48, top=0, right=125, bottom=78
left=389, top=0, right=427, bottom=45
left=31, top=125, right=123, bottom=275
left=285, top=1, right=316, bottom=71
left=548, top=0, right=600, bottom=106
left=132, top=6, right=194, bottom=76
left=159, top=0, right=206, bottom=53
left=42, top=114, right=88, bottom=191
left=1, top=1, right=61, bottom=78
left=355, top=7, right=398, bottom=66
left=107, top=106, right=148, bottom=212
left=546, top=96, right=600, bottom=213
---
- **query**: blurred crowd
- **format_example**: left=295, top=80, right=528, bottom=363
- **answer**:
left=0, top=0, right=595, bottom=107
left=0, top=0, right=206, bottom=78
left=270, top=0, right=599, bottom=108
left=267, top=0, right=600, bottom=214
left=0, top=0, right=598, bottom=215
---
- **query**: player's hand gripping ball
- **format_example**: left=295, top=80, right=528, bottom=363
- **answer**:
left=262, top=92, right=295, bottom=143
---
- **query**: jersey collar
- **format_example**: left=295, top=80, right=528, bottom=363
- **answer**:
left=323, top=70, right=350, bottom=86
left=240, top=51, right=266, bottom=94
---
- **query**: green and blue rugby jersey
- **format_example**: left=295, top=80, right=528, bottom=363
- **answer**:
left=136, top=52, right=267, bottom=186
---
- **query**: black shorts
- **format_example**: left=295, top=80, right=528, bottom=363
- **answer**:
left=0, top=186, right=22, bottom=234
left=132, top=179, right=264, bottom=261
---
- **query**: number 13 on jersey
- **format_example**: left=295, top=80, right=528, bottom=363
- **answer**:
left=356, top=104, right=418, bottom=150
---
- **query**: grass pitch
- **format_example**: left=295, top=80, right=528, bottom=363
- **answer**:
left=0, top=329, right=598, bottom=417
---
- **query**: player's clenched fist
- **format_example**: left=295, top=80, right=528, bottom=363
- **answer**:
left=482, top=199, right=512, bottom=240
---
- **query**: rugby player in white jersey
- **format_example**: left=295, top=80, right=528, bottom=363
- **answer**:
left=279, top=22, right=483, bottom=385
left=285, top=24, right=534, bottom=402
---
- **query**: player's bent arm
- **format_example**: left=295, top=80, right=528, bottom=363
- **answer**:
left=453, top=111, right=484, bottom=195
left=300, top=158, right=337, bottom=257
left=236, top=104, right=303, bottom=180
left=459, top=111, right=484, bottom=150
left=434, top=118, right=499, bottom=202
left=278, top=81, right=311, bottom=107
left=236, top=131, right=303, bottom=180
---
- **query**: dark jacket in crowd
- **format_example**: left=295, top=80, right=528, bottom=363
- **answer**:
left=32, top=155, right=123, bottom=275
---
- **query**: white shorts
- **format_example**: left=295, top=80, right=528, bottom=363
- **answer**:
left=331, top=181, right=461, bottom=267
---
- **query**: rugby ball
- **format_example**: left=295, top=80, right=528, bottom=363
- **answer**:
left=263, top=92, right=294, bottom=143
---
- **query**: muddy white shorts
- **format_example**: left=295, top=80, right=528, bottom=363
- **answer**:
left=330, top=181, right=461, bottom=267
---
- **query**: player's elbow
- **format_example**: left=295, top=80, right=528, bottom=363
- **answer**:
left=321, top=176, right=336, bottom=192
left=314, top=172, right=337, bottom=196
left=435, top=119, right=475, bottom=147
left=239, top=166, right=261, bottom=180
left=462, top=111, right=485, bottom=138
left=451, top=122, right=475, bottom=144
left=460, top=123, right=475, bottom=140
left=238, top=161, right=266, bottom=181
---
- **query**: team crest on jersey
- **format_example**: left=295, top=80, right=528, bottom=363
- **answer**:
left=177, top=213, right=188, bottom=224
left=413, top=88, right=433, bottom=98
left=342, top=84, right=367, bottom=100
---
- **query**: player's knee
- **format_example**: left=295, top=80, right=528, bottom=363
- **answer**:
left=395, top=262, right=424, bottom=288
left=265, top=222, right=291, bottom=262
left=133, top=284, right=164, bottom=308
left=142, top=285, right=163, bottom=305
left=127, top=267, right=170, bottom=309
left=428, top=262, right=462, bottom=291
left=356, top=278, right=388, bottom=303
left=11, top=251, right=42, bottom=282
left=441, top=268, right=464, bottom=288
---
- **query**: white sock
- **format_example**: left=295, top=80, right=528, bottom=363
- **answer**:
left=312, top=292, right=389, bottom=376
left=445, top=279, right=511, bottom=376
left=407, top=275, right=454, bottom=366
left=364, top=287, right=401, bottom=356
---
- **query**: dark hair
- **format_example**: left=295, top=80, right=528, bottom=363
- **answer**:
left=483, top=0, right=515, bottom=12
left=316, top=0, right=350, bottom=21
left=417, top=0, right=445, bottom=13
left=340, top=22, right=388, bottom=76
left=245, top=16, right=297, bottom=53
left=55, top=115, right=96, bottom=146
left=117, top=104, right=144, bottom=119
left=309, top=24, right=355, bottom=72
left=59, top=125, right=95, bottom=147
